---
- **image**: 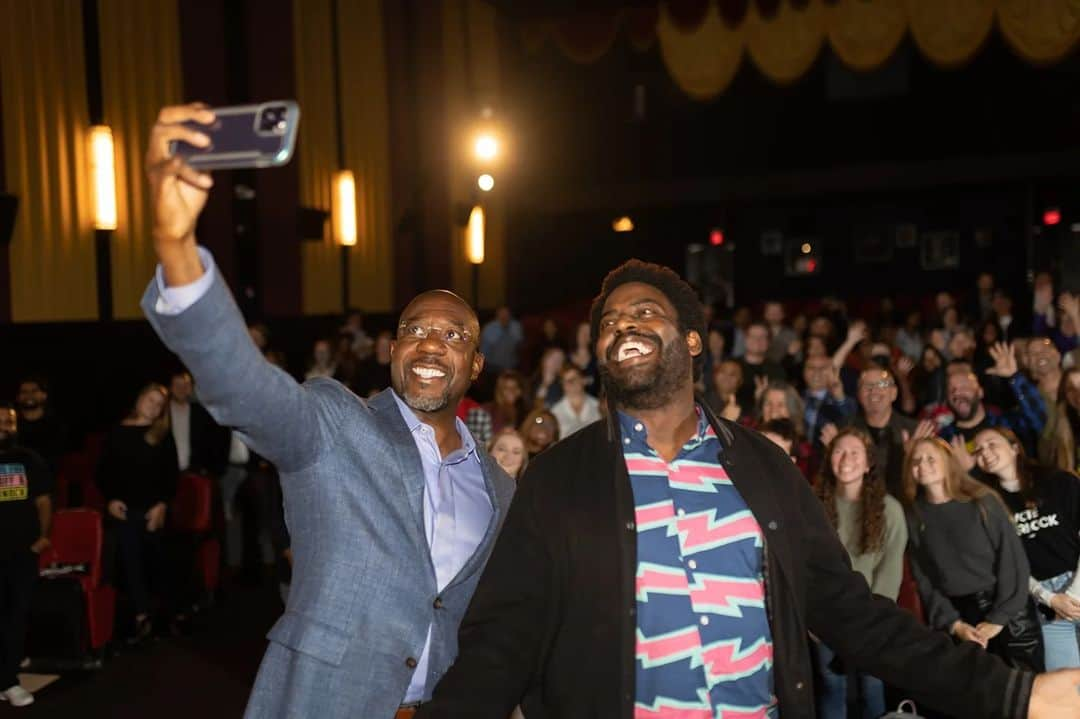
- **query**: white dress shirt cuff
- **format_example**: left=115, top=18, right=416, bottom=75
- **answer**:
left=154, top=246, right=216, bottom=316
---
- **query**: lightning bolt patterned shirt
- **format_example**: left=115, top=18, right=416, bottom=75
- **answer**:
left=621, top=407, right=777, bottom=719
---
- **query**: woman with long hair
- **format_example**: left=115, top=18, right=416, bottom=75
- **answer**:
left=755, top=382, right=814, bottom=477
left=1040, top=367, right=1080, bottom=475
left=902, top=437, right=1043, bottom=671
left=974, top=426, right=1080, bottom=669
left=519, top=408, right=559, bottom=459
left=487, top=428, right=527, bottom=481
left=96, top=383, right=179, bottom=642
left=467, top=370, right=530, bottom=447
left=812, top=427, right=907, bottom=718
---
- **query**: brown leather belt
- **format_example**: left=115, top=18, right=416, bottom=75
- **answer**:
left=394, top=707, right=418, bottom=719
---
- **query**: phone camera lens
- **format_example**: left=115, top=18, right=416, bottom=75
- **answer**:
left=259, top=106, right=288, bottom=133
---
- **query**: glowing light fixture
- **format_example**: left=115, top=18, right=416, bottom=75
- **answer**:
left=709, top=228, right=724, bottom=246
left=333, top=170, right=357, bottom=246
left=612, top=216, right=634, bottom=233
left=89, top=125, right=117, bottom=230
left=800, top=242, right=812, bottom=254
left=477, top=174, right=495, bottom=192
left=1043, top=208, right=1062, bottom=226
left=474, top=134, right=498, bottom=161
left=466, top=205, right=485, bottom=265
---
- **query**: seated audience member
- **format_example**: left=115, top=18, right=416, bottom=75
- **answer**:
left=355, top=330, right=392, bottom=398
left=467, top=370, right=530, bottom=448
left=549, top=364, right=601, bottom=438
left=1052, top=292, right=1080, bottom=356
left=903, top=437, right=1044, bottom=672
left=340, top=310, right=374, bottom=360
left=304, top=339, right=337, bottom=380
left=993, top=289, right=1025, bottom=343
left=567, top=321, right=598, bottom=395
left=0, top=404, right=52, bottom=708
left=937, top=342, right=1047, bottom=465
left=532, top=347, right=567, bottom=409
left=813, top=427, right=907, bottom=718
left=801, top=355, right=856, bottom=447
left=480, top=306, right=524, bottom=374
left=96, top=384, right=180, bottom=642
left=330, top=331, right=361, bottom=391
left=519, top=409, right=559, bottom=459
left=911, top=345, right=947, bottom=411
left=736, top=322, right=785, bottom=410
left=828, top=367, right=925, bottom=498
left=168, top=370, right=228, bottom=477
left=759, top=417, right=798, bottom=465
left=755, top=382, right=813, bottom=478
left=896, top=310, right=925, bottom=360
left=1040, top=367, right=1080, bottom=474
left=1028, top=338, right=1063, bottom=409
left=974, top=427, right=1080, bottom=670
left=706, top=359, right=745, bottom=422
left=13, top=376, right=67, bottom=474
left=487, top=428, right=527, bottom=481
left=763, top=300, right=797, bottom=364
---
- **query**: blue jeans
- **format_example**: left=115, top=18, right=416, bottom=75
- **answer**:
left=1038, top=572, right=1080, bottom=670
left=814, top=641, right=886, bottom=719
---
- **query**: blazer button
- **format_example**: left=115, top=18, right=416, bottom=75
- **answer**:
left=405, top=657, right=418, bottom=669
left=433, top=597, right=444, bottom=609
left=795, top=681, right=805, bottom=691
left=767, top=520, right=778, bottom=531
left=626, top=521, right=636, bottom=531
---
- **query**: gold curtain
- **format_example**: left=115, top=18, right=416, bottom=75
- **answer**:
left=445, top=0, right=506, bottom=309
left=906, top=0, right=995, bottom=68
left=293, top=0, right=343, bottom=315
left=745, top=0, right=826, bottom=85
left=825, top=0, right=909, bottom=72
left=997, top=0, right=1080, bottom=65
left=97, top=0, right=183, bottom=319
left=657, top=2, right=745, bottom=101
left=336, top=0, right=394, bottom=313
left=0, top=0, right=98, bottom=322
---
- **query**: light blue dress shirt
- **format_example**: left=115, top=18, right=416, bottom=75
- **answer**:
left=391, top=393, right=492, bottom=702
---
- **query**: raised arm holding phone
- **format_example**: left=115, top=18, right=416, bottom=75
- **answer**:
left=143, top=103, right=514, bottom=719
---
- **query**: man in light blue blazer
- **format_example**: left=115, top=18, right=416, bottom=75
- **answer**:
left=141, top=103, right=515, bottom=718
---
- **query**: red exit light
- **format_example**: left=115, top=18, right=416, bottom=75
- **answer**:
left=709, top=229, right=724, bottom=246
left=1044, top=208, right=1062, bottom=226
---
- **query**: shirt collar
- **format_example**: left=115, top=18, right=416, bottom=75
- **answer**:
left=616, top=404, right=714, bottom=452
left=391, top=390, right=477, bottom=456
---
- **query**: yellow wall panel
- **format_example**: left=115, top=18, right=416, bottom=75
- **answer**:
left=0, top=0, right=98, bottom=322
left=98, top=0, right=183, bottom=319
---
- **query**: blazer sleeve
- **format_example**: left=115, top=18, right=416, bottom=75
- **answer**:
left=419, top=463, right=554, bottom=718
left=794, top=474, right=1033, bottom=719
left=142, top=258, right=324, bottom=473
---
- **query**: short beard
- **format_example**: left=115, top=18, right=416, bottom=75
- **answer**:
left=950, top=399, right=979, bottom=423
left=402, top=390, right=452, bottom=414
left=600, top=338, right=692, bottom=411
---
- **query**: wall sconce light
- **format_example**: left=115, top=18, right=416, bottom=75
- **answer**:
left=333, top=170, right=357, bottom=246
left=466, top=205, right=484, bottom=265
left=89, top=125, right=117, bottom=230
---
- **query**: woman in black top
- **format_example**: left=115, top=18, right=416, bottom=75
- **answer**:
left=96, top=383, right=178, bottom=641
left=902, top=437, right=1044, bottom=671
left=974, top=426, right=1080, bottom=670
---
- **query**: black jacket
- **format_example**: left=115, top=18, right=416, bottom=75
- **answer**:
left=419, top=405, right=1033, bottom=719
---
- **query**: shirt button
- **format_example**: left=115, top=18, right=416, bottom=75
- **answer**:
left=624, top=438, right=631, bottom=445
left=626, top=521, right=636, bottom=530
left=433, top=597, right=444, bottom=609
left=768, top=520, right=778, bottom=531
left=688, top=559, right=698, bottom=570
left=700, top=616, right=710, bottom=626
left=405, top=657, right=418, bottom=669
left=634, top=422, right=644, bottom=432
left=677, top=508, right=686, bottom=517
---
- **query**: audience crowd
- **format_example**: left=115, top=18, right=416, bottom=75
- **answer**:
left=2, top=268, right=1079, bottom=716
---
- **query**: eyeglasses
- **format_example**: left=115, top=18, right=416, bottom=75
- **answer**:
left=397, top=322, right=473, bottom=347
left=859, top=380, right=895, bottom=391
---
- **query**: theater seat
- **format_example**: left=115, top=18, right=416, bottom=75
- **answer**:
left=897, top=556, right=925, bottom=624
left=38, top=509, right=116, bottom=652
left=170, top=472, right=221, bottom=596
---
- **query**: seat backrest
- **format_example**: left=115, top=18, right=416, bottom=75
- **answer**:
left=170, top=472, right=214, bottom=533
left=41, top=508, right=104, bottom=588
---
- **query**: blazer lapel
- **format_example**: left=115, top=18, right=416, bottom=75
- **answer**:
left=367, top=389, right=431, bottom=553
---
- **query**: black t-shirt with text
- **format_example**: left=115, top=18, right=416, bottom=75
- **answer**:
left=0, top=445, right=53, bottom=556
left=998, top=468, right=1080, bottom=581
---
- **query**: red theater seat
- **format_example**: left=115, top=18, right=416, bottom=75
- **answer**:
left=38, top=509, right=116, bottom=652
left=897, top=556, right=925, bottom=624
left=170, top=472, right=221, bottom=596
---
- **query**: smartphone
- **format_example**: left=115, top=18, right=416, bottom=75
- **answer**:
left=170, top=100, right=300, bottom=170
